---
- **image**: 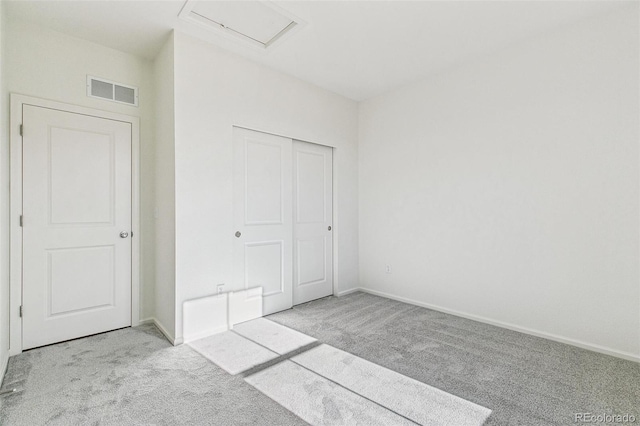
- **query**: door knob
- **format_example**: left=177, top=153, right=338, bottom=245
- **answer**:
left=235, top=231, right=242, bottom=238
left=120, top=231, right=129, bottom=238
left=328, top=226, right=332, bottom=231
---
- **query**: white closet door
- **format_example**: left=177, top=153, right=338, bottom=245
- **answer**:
left=293, top=141, right=333, bottom=305
left=22, top=105, right=132, bottom=350
left=233, top=127, right=293, bottom=315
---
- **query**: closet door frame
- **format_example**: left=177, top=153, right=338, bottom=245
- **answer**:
left=232, top=125, right=338, bottom=310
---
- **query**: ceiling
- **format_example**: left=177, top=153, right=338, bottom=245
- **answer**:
left=4, top=1, right=634, bottom=101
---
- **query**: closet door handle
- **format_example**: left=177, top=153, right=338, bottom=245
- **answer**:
left=235, top=231, right=241, bottom=238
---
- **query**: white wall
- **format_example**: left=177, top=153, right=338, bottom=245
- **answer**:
left=2, top=19, right=157, bottom=346
left=358, top=6, right=640, bottom=359
left=152, top=33, right=176, bottom=340
left=172, top=32, right=359, bottom=342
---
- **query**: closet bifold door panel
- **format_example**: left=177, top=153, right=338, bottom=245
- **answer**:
left=233, top=127, right=294, bottom=315
left=292, top=141, right=333, bottom=305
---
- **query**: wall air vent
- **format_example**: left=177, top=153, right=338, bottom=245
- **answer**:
left=179, top=0, right=305, bottom=50
left=87, top=76, right=139, bottom=107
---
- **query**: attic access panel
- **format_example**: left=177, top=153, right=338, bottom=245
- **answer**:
left=179, top=1, right=304, bottom=50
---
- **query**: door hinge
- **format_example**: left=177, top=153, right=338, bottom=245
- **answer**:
left=19, top=124, right=23, bottom=137
left=19, top=306, right=23, bottom=318
left=19, top=215, right=23, bottom=227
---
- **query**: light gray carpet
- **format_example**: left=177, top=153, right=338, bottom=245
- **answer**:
left=233, top=318, right=317, bottom=355
left=0, top=324, right=304, bottom=426
left=292, top=344, right=490, bottom=426
left=2, top=291, right=639, bottom=425
left=267, top=292, right=640, bottom=426
left=188, top=330, right=278, bottom=375
left=195, top=318, right=489, bottom=425
left=245, top=360, right=415, bottom=426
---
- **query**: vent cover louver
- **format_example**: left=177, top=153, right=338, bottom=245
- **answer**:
left=179, top=0, right=305, bottom=50
left=87, top=76, right=138, bottom=107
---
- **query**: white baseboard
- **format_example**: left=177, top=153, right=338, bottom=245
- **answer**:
left=0, top=350, right=8, bottom=386
left=139, top=317, right=182, bottom=346
left=139, top=317, right=155, bottom=326
left=336, top=287, right=360, bottom=297
left=356, top=287, right=640, bottom=363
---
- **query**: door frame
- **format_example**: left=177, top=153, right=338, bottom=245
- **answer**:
left=9, top=94, right=141, bottom=355
left=233, top=125, right=338, bottom=303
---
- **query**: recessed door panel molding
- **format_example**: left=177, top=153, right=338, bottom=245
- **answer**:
left=22, top=104, right=133, bottom=350
left=295, top=150, right=327, bottom=224
left=47, top=245, right=116, bottom=317
left=49, top=127, right=115, bottom=226
left=297, top=237, right=327, bottom=286
left=245, top=138, right=284, bottom=225
left=234, top=127, right=293, bottom=315
left=293, top=141, right=333, bottom=305
left=245, top=241, right=285, bottom=296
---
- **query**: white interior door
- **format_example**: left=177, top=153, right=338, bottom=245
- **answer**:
left=233, top=127, right=293, bottom=315
left=293, top=141, right=333, bottom=305
left=22, top=105, right=132, bottom=350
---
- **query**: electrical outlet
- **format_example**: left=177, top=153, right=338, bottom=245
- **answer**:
left=385, top=265, right=392, bottom=274
left=217, top=284, right=225, bottom=294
